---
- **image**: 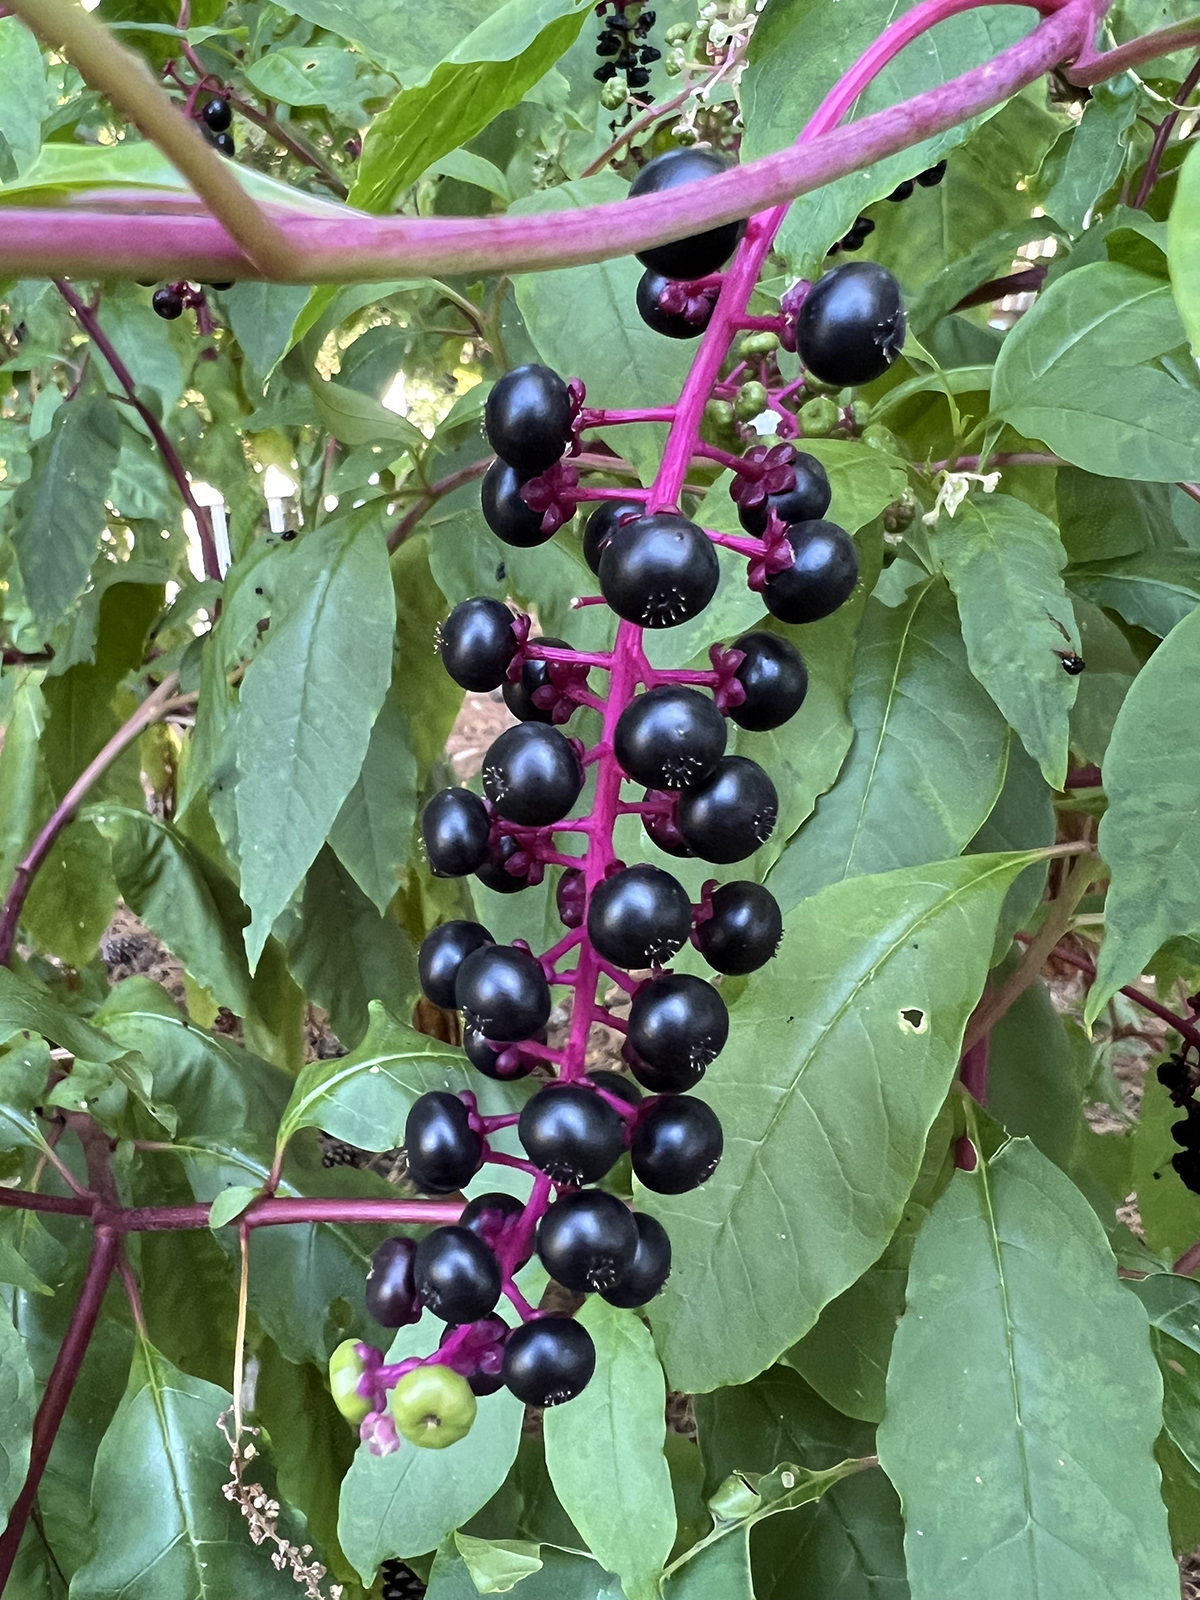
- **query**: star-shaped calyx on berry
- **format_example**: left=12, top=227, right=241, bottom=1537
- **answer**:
left=709, top=643, right=748, bottom=714
left=778, top=279, right=812, bottom=353
left=730, top=443, right=799, bottom=515
left=521, top=460, right=580, bottom=533
left=744, top=510, right=796, bottom=592
left=660, top=279, right=720, bottom=329
left=506, top=638, right=593, bottom=724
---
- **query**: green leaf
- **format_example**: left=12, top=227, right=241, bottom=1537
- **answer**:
left=236, top=511, right=396, bottom=967
left=428, top=1545, right=625, bottom=1600
left=929, top=492, right=1078, bottom=787
left=767, top=581, right=1009, bottom=913
left=1055, top=466, right=1184, bottom=564
left=0, top=1306, right=35, bottom=1522
left=328, top=679, right=419, bottom=913
left=89, top=805, right=253, bottom=1016
left=70, top=1335, right=298, bottom=1599
left=0, top=17, right=46, bottom=175
left=1168, top=135, right=1200, bottom=358
left=307, top=374, right=425, bottom=451
left=877, top=1137, right=1177, bottom=1600
left=1131, top=1274, right=1200, bottom=1480
left=1088, top=606, right=1200, bottom=1020
left=1132, top=1070, right=1200, bottom=1259
left=453, top=1533, right=544, bottom=1593
left=242, top=45, right=356, bottom=106
left=208, top=1184, right=259, bottom=1229
left=223, top=283, right=314, bottom=380
left=966, top=737, right=1054, bottom=959
left=10, top=396, right=121, bottom=634
left=0, top=966, right=129, bottom=1066
left=644, top=851, right=1038, bottom=1392
left=987, top=974, right=1088, bottom=1168
left=1067, top=550, right=1200, bottom=637
left=1039, top=77, right=1138, bottom=234
left=543, top=1298, right=675, bottom=1600
left=991, top=260, right=1200, bottom=481
left=350, top=0, right=593, bottom=214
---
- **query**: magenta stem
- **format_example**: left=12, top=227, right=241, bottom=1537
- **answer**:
left=530, top=646, right=613, bottom=669
left=582, top=408, right=677, bottom=425
left=572, top=486, right=651, bottom=502
left=501, top=1279, right=538, bottom=1322
left=706, top=530, right=767, bottom=559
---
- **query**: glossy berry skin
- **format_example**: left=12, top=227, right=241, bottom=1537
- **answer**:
left=422, top=788, right=491, bottom=878
left=636, top=270, right=712, bottom=338
left=462, top=1024, right=534, bottom=1080
left=695, top=881, right=783, bottom=975
left=365, top=1236, right=421, bottom=1328
left=439, top=597, right=518, bottom=691
left=485, top=364, right=573, bottom=475
left=329, top=1339, right=372, bottom=1426
left=676, top=756, right=779, bottom=864
left=641, top=792, right=695, bottom=858
left=795, top=261, right=906, bottom=388
left=201, top=96, right=232, bottom=131
left=917, top=159, right=947, bottom=186
left=537, top=1190, right=640, bottom=1293
left=599, top=513, right=719, bottom=629
left=600, top=1212, right=672, bottom=1308
left=518, top=1084, right=627, bottom=1185
left=586, top=864, right=693, bottom=968
left=151, top=286, right=184, bottom=320
left=481, top=459, right=552, bottom=547
left=583, top=500, right=643, bottom=575
left=631, top=1095, right=724, bottom=1193
left=761, top=521, right=859, bottom=625
left=212, top=130, right=236, bottom=157
left=418, top=920, right=494, bottom=1010
left=456, top=944, right=551, bottom=1041
left=503, top=1315, right=596, bottom=1407
left=439, top=1313, right=509, bottom=1396
left=736, top=453, right=831, bottom=536
left=460, top=1191, right=527, bottom=1254
left=503, top=637, right=569, bottom=724
left=629, top=148, right=746, bottom=280
left=475, top=834, right=538, bottom=895
left=482, top=723, right=584, bottom=826
left=389, top=1362, right=476, bottom=1448
left=625, top=973, right=729, bottom=1089
left=616, top=686, right=726, bottom=791
left=587, top=1068, right=643, bottom=1105
left=728, top=632, right=809, bottom=732
left=413, top=1225, right=502, bottom=1323
left=405, top=1092, right=482, bottom=1194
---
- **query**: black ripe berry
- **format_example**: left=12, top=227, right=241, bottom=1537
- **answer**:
left=151, top=286, right=184, bottom=320
left=616, top=686, right=727, bottom=790
left=503, top=1315, right=595, bottom=1407
left=641, top=792, right=695, bottom=858
left=588, top=1068, right=643, bottom=1105
left=518, top=1084, right=626, bottom=1185
left=599, top=512, right=719, bottom=628
left=536, top=1189, right=639, bottom=1293
left=439, top=597, right=518, bottom=691
left=460, top=1190, right=527, bottom=1254
left=485, top=364, right=573, bottom=475
left=676, top=755, right=778, bottom=863
left=211, top=130, right=236, bottom=158
left=476, top=834, right=539, bottom=895
left=695, top=881, right=783, bottom=975
left=481, top=459, right=553, bottom=548
left=762, top=521, right=859, bottom=625
left=422, top=789, right=491, bottom=878
left=405, top=1092, right=483, bottom=1194
left=600, top=1212, right=671, bottom=1308
left=365, top=1236, right=421, bottom=1328
left=625, top=973, right=729, bottom=1090
left=201, top=96, right=232, bottom=132
left=455, top=945, right=551, bottom=1041
left=636, top=270, right=714, bottom=339
left=628, top=148, right=746, bottom=280
left=728, top=632, right=808, bottom=732
left=482, top=723, right=584, bottom=826
left=413, top=1225, right=502, bottom=1323
left=631, top=1095, right=724, bottom=1193
left=736, top=452, right=831, bottom=536
left=462, top=1023, right=534, bottom=1081
left=917, top=159, right=947, bottom=186
left=583, top=500, right=643, bottom=575
left=795, top=261, right=906, bottom=388
left=586, top=864, right=693, bottom=968
left=888, top=178, right=915, bottom=201
left=556, top=866, right=587, bottom=928
left=439, top=1314, right=509, bottom=1396
left=418, top=920, right=495, bottom=1010
left=503, top=637, right=570, bottom=724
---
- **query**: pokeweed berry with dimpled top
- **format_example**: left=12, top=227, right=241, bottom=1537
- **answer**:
left=676, top=755, right=779, bottom=863
left=727, top=633, right=809, bottom=731
left=482, top=723, right=584, bottom=826
left=536, top=1189, right=640, bottom=1293
left=761, top=521, right=860, bottom=626
left=503, top=1317, right=596, bottom=1407
left=632, top=1095, right=724, bottom=1193
left=422, top=789, right=491, bottom=878
left=405, top=1092, right=482, bottom=1194
left=600, top=512, right=719, bottom=627
left=695, top=881, right=784, bottom=975
left=615, top=686, right=726, bottom=790
left=586, top=863, right=693, bottom=968
left=624, top=972, right=729, bottom=1090
left=456, top=944, right=551, bottom=1041
left=796, top=261, right=906, bottom=388
left=519, top=1084, right=627, bottom=1185
left=413, top=1226, right=502, bottom=1323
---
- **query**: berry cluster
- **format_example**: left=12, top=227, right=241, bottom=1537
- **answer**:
left=330, top=144, right=905, bottom=1456
left=595, top=1, right=660, bottom=103
left=199, top=95, right=236, bottom=159
left=1159, top=1049, right=1200, bottom=1193
left=829, top=159, right=947, bottom=255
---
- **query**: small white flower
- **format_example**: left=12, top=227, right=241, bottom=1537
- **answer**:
left=922, top=469, right=1002, bottom=526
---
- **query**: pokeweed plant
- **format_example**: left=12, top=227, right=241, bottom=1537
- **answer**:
left=3, top=0, right=1200, bottom=1597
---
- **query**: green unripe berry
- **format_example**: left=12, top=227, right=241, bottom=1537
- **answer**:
left=664, top=50, right=685, bottom=75
left=863, top=422, right=904, bottom=456
left=734, top=381, right=770, bottom=422
left=389, top=1363, right=477, bottom=1449
left=800, top=396, right=839, bottom=437
left=329, top=1339, right=371, bottom=1427
left=600, top=80, right=627, bottom=111
left=703, top=398, right=736, bottom=435
left=664, top=21, right=692, bottom=43
left=740, top=332, right=779, bottom=358
left=849, top=400, right=872, bottom=431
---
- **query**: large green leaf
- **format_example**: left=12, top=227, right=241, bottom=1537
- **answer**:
left=877, top=1138, right=1177, bottom=1600
left=991, top=261, right=1200, bottom=481
left=930, top=493, right=1077, bottom=788
left=235, top=511, right=395, bottom=967
left=1130, top=1274, right=1200, bottom=1483
left=70, top=1336, right=298, bottom=1599
left=1067, top=550, right=1200, bottom=638
left=1168, top=135, right=1200, bottom=359
left=0, top=1307, right=35, bottom=1523
left=1038, top=77, right=1138, bottom=234
left=328, top=679, right=418, bottom=913
left=644, top=851, right=1037, bottom=1392
left=10, top=396, right=120, bottom=634
left=543, top=1299, right=676, bottom=1600
left=0, top=17, right=46, bottom=175
left=767, top=581, right=1008, bottom=913
left=428, top=1545, right=626, bottom=1600
left=1089, top=605, right=1200, bottom=1020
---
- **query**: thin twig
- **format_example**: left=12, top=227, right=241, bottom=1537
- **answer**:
left=1028, top=934, right=1200, bottom=1054
left=1133, top=51, right=1200, bottom=208
left=951, top=264, right=1047, bottom=312
left=1068, top=18, right=1200, bottom=87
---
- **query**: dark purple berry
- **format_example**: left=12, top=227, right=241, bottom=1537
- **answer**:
left=485, top=365, right=573, bottom=475
left=481, top=459, right=553, bottom=547
left=151, top=286, right=184, bottom=320
left=503, top=638, right=578, bottom=725
left=439, top=1313, right=509, bottom=1396
left=422, top=789, right=491, bottom=878
left=599, top=512, right=719, bottom=628
left=537, top=1190, right=639, bottom=1293
left=888, top=179, right=915, bottom=201
left=202, top=96, right=232, bottom=132
left=460, top=1190, right=526, bottom=1251
left=628, top=148, right=746, bottom=280
left=475, top=834, right=539, bottom=895
left=631, top=1095, right=723, bottom=1193
left=503, top=1316, right=595, bottom=1406
left=695, top=881, right=782, bottom=975
left=518, top=1085, right=626, bottom=1185
left=212, top=130, right=236, bottom=157
left=625, top=973, right=728, bottom=1089
left=482, top=723, right=584, bottom=826
left=676, top=755, right=778, bottom=863
left=600, top=1212, right=671, bottom=1307
left=418, top=921, right=494, bottom=1010
left=795, top=261, right=906, bottom=388
left=761, top=521, right=859, bottom=625
left=439, top=598, right=518, bottom=691
left=583, top=500, right=644, bottom=575
left=641, top=791, right=695, bottom=858
left=636, top=270, right=715, bottom=339
left=462, top=1024, right=534, bottom=1080
left=917, top=160, right=947, bottom=186
left=455, top=945, right=551, bottom=1041
left=587, top=1068, right=643, bottom=1105
left=405, top=1093, right=483, bottom=1194
left=556, top=867, right=587, bottom=928
left=365, top=1236, right=421, bottom=1327
left=413, top=1226, right=501, bottom=1322
left=736, top=452, right=831, bottom=536
left=615, top=686, right=726, bottom=790
left=587, top=864, right=693, bottom=968
left=727, top=632, right=808, bottom=731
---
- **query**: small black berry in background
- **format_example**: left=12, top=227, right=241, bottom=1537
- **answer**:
left=481, top=459, right=554, bottom=548
left=628, top=148, right=746, bottom=280
left=917, top=159, right=947, bottom=186
left=460, top=1190, right=527, bottom=1255
left=438, top=597, right=519, bottom=691
left=600, top=1212, right=671, bottom=1307
left=405, top=1092, right=483, bottom=1195
left=413, top=1226, right=502, bottom=1323
left=503, top=636, right=580, bottom=725
left=321, top=1138, right=359, bottom=1168
left=888, top=178, right=915, bottom=201
left=211, top=130, right=236, bottom=158
left=537, top=1189, right=640, bottom=1293
left=587, top=863, right=694, bottom=968
left=762, top=521, right=860, bottom=626
left=599, top=512, right=719, bottom=628
left=583, top=499, right=643, bottom=575
left=1059, top=653, right=1086, bottom=675
left=695, top=881, right=784, bottom=975
left=676, top=755, right=779, bottom=864
left=503, top=1315, right=595, bottom=1407
left=631, top=1094, right=724, bottom=1193
left=796, top=261, right=906, bottom=388
left=456, top=944, right=552, bottom=1042
left=418, top=920, right=494, bottom=1011
left=201, top=96, right=232, bottom=132
left=518, top=1084, right=626, bottom=1185
left=625, top=973, right=729, bottom=1090
left=615, top=686, right=726, bottom=791
left=485, top=364, right=573, bottom=475
left=727, top=632, right=809, bottom=731
left=482, top=722, right=584, bottom=826
left=151, top=286, right=185, bottom=320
